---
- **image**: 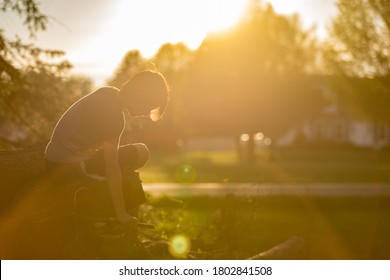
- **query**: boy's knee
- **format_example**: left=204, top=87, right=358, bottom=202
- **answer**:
left=134, top=143, right=150, bottom=169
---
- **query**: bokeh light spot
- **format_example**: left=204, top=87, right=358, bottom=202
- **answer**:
left=254, top=132, right=264, bottom=141
left=175, top=164, right=197, bottom=183
left=240, top=133, right=250, bottom=142
left=264, top=138, right=272, bottom=145
left=168, top=234, right=191, bottom=259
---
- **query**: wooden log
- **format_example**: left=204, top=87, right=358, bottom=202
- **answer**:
left=247, top=235, right=309, bottom=260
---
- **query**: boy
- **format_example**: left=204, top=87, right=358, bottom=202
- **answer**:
left=45, top=70, right=169, bottom=225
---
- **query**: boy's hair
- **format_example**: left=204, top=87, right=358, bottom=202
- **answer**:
left=121, top=70, right=169, bottom=121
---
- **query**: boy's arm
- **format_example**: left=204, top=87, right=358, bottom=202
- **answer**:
left=103, top=139, right=136, bottom=224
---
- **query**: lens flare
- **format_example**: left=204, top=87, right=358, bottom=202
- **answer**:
left=168, top=234, right=191, bottom=258
left=175, top=164, right=197, bottom=183
left=254, top=132, right=264, bottom=141
left=240, top=133, right=250, bottom=142
left=264, top=138, right=272, bottom=145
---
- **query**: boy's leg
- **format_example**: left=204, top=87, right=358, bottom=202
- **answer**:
left=83, top=143, right=149, bottom=217
left=118, top=144, right=149, bottom=217
left=83, top=143, right=149, bottom=174
left=118, top=143, right=150, bottom=171
left=122, top=171, right=146, bottom=218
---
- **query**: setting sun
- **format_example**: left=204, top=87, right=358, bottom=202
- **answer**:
left=2, top=0, right=337, bottom=85
left=66, top=0, right=250, bottom=83
left=109, top=0, right=250, bottom=54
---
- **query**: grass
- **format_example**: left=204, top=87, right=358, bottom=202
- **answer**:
left=141, top=194, right=390, bottom=259
left=141, top=147, right=390, bottom=183
left=4, top=193, right=389, bottom=259
left=2, top=146, right=390, bottom=259
left=137, top=147, right=390, bottom=259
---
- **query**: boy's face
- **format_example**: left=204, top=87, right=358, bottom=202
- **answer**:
left=128, top=93, right=160, bottom=118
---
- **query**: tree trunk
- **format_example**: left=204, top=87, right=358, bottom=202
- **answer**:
left=247, top=235, right=309, bottom=260
left=246, top=133, right=256, bottom=164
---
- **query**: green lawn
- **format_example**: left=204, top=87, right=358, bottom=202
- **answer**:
left=3, top=194, right=388, bottom=259
left=139, top=146, right=390, bottom=259
left=141, top=147, right=390, bottom=183
left=3, top=147, right=390, bottom=260
left=140, top=195, right=390, bottom=260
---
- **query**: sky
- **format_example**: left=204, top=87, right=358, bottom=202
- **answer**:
left=1, top=0, right=337, bottom=86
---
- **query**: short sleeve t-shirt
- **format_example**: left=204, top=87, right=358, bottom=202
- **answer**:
left=45, top=87, right=125, bottom=163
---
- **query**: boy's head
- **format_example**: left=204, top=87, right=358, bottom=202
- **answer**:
left=120, top=70, right=169, bottom=121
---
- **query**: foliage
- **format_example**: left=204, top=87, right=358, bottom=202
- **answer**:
left=177, top=1, right=323, bottom=139
left=324, top=0, right=390, bottom=77
left=325, top=75, right=390, bottom=122
left=152, top=42, right=194, bottom=76
left=145, top=195, right=390, bottom=259
left=4, top=194, right=390, bottom=259
left=0, top=0, right=93, bottom=147
left=107, top=50, right=148, bottom=88
left=104, top=0, right=390, bottom=156
left=149, top=43, right=195, bottom=144
left=322, top=0, right=390, bottom=123
left=0, top=0, right=71, bottom=86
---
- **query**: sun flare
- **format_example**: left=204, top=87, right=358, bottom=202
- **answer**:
left=68, top=0, right=250, bottom=85
left=203, top=0, right=251, bottom=33
left=72, top=0, right=249, bottom=60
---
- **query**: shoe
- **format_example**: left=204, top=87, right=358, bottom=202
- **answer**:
left=92, top=222, right=126, bottom=239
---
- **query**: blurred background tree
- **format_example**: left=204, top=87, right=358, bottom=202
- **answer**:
left=149, top=43, right=195, bottom=150
left=3, top=0, right=390, bottom=154
left=0, top=0, right=93, bottom=147
left=322, top=0, right=390, bottom=123
left=324, top=0, right=390, bottom=77
left=107, top=50, right=147, bottom=88
left=174, top=0, right=324, bottom=162
left=104, top=0, right=326, bottom=161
